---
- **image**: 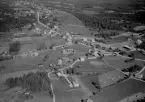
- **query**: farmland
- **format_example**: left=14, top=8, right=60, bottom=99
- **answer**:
left=73, top=59, right=114, bottom=74
left=103, top=56, right=145, bottom=70
left=1, top=0, right=145, bottom=102
left=93, top=78, right=145, bottom=102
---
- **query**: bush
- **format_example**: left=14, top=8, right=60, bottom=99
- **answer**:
left=9, top=41, right=20, bottom=54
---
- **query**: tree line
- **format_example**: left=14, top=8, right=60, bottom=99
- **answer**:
left=4, top=71, right=53, bottom=97
left=121, top=65, right=142, bottom=73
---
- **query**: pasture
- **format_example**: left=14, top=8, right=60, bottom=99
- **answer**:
left=93, top=78, right=145, bottom=102
left=74, top=59, right=114, bottom=74
left=52, top=79, right=85, bottom=102
left=103, top=56, right=145, bottom=70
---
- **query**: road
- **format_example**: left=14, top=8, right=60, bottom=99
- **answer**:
left=37, top=12, right=51, bottom=29
left=48, top=71, right=55, bottom=102
left=47, top=56, right=98, bottom=102
left=36, top=10, right=145, bottom=101
left=47, top=40, right=145, bottom=102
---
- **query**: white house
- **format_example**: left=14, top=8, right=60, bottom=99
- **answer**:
left=93, top=51, right=99, bottom=57
left=79, top=56, right=85, bottom=62
left=57, top=72, right=64, bottom=77
left=136, top=39, right=143, bottom=45
left=72, top=81, right=80, bottom=87
left=83, top=37, right=87, bottom=42
left=58, top=59, right=63, bottom=66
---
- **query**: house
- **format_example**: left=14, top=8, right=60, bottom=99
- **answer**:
left=72, top=81, right=80, bottom=87
left=93, top=51, right=99, bottom=57
left=83, top=37, right=88, bottom=42
left=79, top=56, right=86, bottom=62
left=123, top=45, right=132, bottom=51
left=57, top=72, right=64, bottom=77
left=58, top=59, right=63, bottom=66
left=136, top=39, right=143, bottom=45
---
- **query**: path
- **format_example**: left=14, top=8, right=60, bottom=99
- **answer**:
left=48, top=71, right=56, bottom=102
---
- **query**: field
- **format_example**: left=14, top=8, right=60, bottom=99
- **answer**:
left=107, top=35, right=129, bottom=44
left=68, top=44, right=90, bottom=53
left=59, top=24, right=91, bottom=36
left=80, top=75, right=100, bottom=94
left=0, top=56, right=42, bottom=74
left=103, top=56, right=145, bottom=70
left=93, top=78, right=145, bottom=102
left=123, top=51, right=145, bottom=60
left=79, top=70, right=127, bottom=94
left=98, top=70, right=126, bottom=88
left=26, top=92, right=53, bottom=102
left=51, top=79, right=85, bottom=102
left=74, top=59, right=114, bottom=74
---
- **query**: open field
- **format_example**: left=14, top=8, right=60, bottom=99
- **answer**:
left=79, top=70, right=127, bottom=94
left=59, top=24, right=91, bottom=36
left=26, top=92, right=53, bottom=102
left=93, top=78, right=145, bottom=102
left=80, top=75, right=100, bottom=95
left=74, top=59, right=114, bottom=74
left=123, top=51, right=145, bottom=60
left=0, top=56, right=42, bottom=74
left=52, top=79, right=85, bottom=102
left=103, top=56, right=145, bottom=70
left=0, top=87, right=26, bottom=102
left=98, top=70, right=127, bottom=88
left=107, top=35, right=129, bottom=44
left=68, top=44, right=90, bottom=53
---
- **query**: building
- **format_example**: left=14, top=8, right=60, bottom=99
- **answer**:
left=72, top=81, right=80, bottom=87
left=136, top=39, right=143, bottom=45
left=57, top=72, right=64, bottom=77
left=79, top=56, right=86, bottom=62
left=93, top=51, right=99, bottom=57
left=123, top=45, right=132, bottom=51
left=58, top=59, right=63, bottom=66
left=83, top=37, right=88, bottom=42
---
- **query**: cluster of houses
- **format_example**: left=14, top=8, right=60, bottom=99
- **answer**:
left=61, top=49, right=76, bottom=55
left=20, top=50, right=39, bottom=57
left=0, top=51, right=13, bottom=61
left=57, top=57, right=73, bottom=66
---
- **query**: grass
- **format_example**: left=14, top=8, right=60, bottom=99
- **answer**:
left=124, top=51, right=145, bottom=60
left=26, top=92, right=53, bottom=102
left=93, top=78, right=145, bottom=102
left=80, top=74, right=100, bottom=93
left=74, top=59, right=114, bottom=74
left=68, top=44, right=90, bottom=53
left=107, top=35, right=129, bottom=44
left=98, top=70, right=126, bottom=88
left=59, top=24, right=91, bottom=36
left=51, top=79, right=84, bottom=102
left=0, top=56, right=42, bottom=73
left=103, top=56, right=145, bottom=70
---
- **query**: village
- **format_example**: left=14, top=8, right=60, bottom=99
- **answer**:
left=1, top=0, right=145, bottom=102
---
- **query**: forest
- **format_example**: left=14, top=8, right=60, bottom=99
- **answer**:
left=4, top=71, right=53, bottom=97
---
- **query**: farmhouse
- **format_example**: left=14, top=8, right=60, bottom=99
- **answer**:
left=123, top=45, right=132, bottom=51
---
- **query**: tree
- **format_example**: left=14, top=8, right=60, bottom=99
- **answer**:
left=9, top=41, right=20, bottom=54
left=49, top=44, right=55, bottom=50
left=128, top=53, right=135, bottom=59
left=5, top=71, right=51, bottom=94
